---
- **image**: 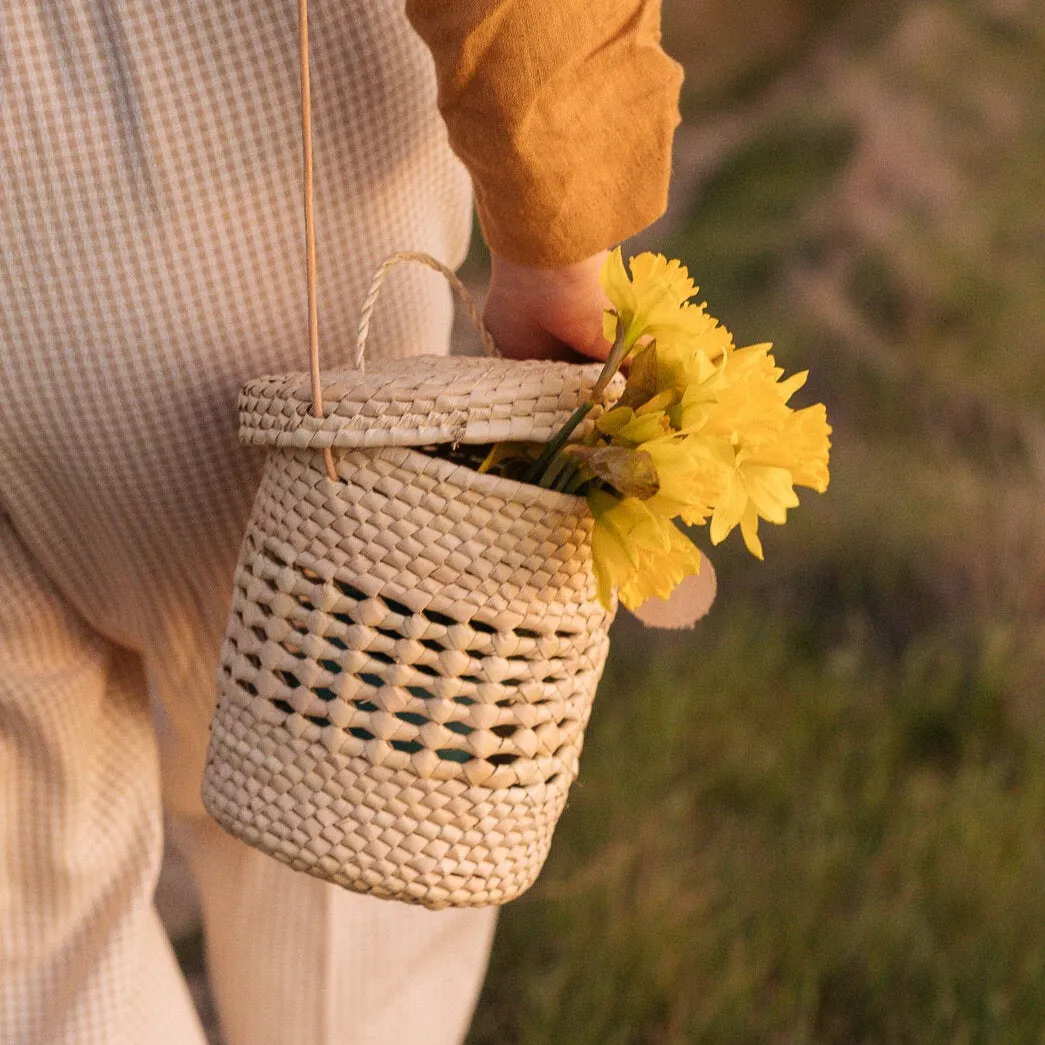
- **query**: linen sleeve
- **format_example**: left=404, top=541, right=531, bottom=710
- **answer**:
left=404, top=0, right=684, bottom=267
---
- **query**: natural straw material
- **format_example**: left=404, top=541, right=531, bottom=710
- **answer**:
left=203, top=352, right=622, bottom=908
left=295, top=0, right=336, bottom=481
left=354, top=252, right=498, bottom=369
left=237, top=355, right=615, bottom=450
left=204, top=0, right=620, bottom=909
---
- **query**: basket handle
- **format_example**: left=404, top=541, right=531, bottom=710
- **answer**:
left=297, top=0, right=337, bottom=478
left=353, top=251, right=498, bottom=373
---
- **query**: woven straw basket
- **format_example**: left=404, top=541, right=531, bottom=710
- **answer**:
left=202, top=7, right=620, bottom=907
left=202, top=253, right=623, bottom=908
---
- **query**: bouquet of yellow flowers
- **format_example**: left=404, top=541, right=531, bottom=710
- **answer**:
left=480, top=249, right=832, bottom=613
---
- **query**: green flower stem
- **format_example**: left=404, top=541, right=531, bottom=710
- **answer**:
left=524, top=322, right=631, bottom=487
left=590, top=324, right=630, bottom=401
left=525, top=401, right=593, bottom=485
left=554, top=458, right=584, bottom=493
left=537, top=448, right=573, bottom=490
left=563, top=465, right=594, bottom=495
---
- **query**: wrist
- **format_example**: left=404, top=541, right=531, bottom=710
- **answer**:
left=489, top=250, right=609, bottom=298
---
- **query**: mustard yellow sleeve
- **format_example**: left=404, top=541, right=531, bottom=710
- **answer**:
left=405, top=0, right=683, bottom=268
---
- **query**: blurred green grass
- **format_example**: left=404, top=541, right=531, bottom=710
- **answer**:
left=467, top=0, right=1045, bottom=1040
left=470, top=613, right=1045, bottom=1043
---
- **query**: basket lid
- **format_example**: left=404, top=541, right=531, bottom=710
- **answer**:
left=239, top=355, right=623, bottom=449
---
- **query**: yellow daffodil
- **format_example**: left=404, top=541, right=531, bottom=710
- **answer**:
left=480, top=249, right=831, bottom=612
left=709, top=452, right=799, bottom=560
left=762, top=403, right=832, bottom=494
left=613, top=408, right=674, bottom=446
left=656, top=340, right=729, bottom=400
left=589, top=490, right=704, bottom=610
left=478, top=440, right=541, bottom=474
left=595, top=405, right=635, bottom=439
left=642, top=438, right=725, bottom=527
left=600, top=248, right=726, bottom=355
left=704, top=397, right=831, bottom=558
left=689, top=346, right=789, bottom=438
left=596, top=403, right=674, bottom=446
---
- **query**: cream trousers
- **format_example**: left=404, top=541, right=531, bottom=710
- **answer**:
left=0, top=2, right=498, bottom=1042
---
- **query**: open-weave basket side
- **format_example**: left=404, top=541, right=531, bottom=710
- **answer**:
left=203, top=443, right=615, bottom=907
left=217, top=539, right=606, bottom=786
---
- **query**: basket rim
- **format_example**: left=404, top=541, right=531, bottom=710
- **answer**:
left=327, top=442, right=592, bottom=514
left=238, top=356, right=624, bottom=451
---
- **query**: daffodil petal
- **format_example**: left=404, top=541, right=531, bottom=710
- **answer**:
left=743, top=464, right=799, bottom=524
left=739, top=503, right=764, bottom=559
left=709, top=472, right=746, bottom=546
left=595, top=405, right=634, bottom=437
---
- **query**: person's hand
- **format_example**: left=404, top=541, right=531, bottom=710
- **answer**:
left=482, top=250, right=612, bottom=363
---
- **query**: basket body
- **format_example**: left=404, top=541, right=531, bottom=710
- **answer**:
left=202, top=358, right=618, bottom=908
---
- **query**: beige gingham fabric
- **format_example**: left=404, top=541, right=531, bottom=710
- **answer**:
left=0, top=2, right=498, bottom=1042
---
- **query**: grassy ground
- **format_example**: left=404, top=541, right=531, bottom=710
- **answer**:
left=466, top=1, right=1045, bottom=1041
left=469, top=613, right=1045, bottom=1042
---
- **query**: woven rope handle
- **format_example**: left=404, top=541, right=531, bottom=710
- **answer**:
left=353, top=251, right=499, bottom=374
left=297, top=0, right=338, bottom=479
